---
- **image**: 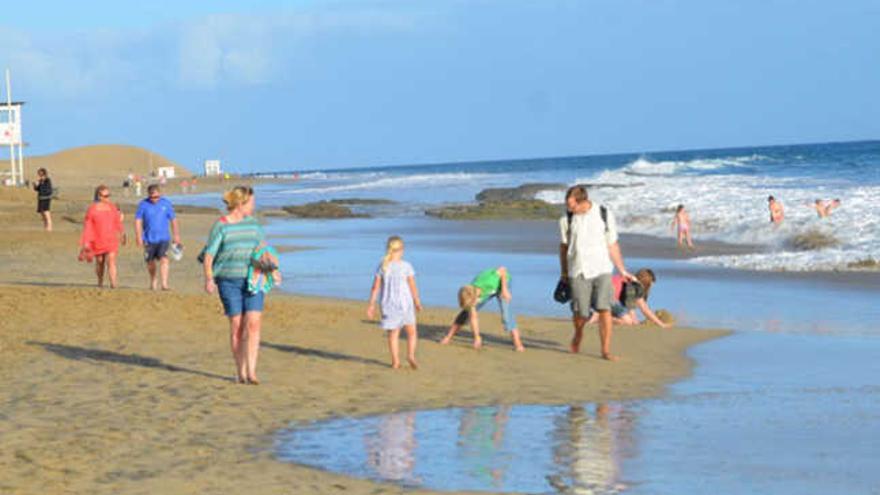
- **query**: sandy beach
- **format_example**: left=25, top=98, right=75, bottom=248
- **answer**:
left=0, top=147, right=727, bottom=494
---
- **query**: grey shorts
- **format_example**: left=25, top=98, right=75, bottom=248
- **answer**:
left=570, top=273, right=613, bottom=317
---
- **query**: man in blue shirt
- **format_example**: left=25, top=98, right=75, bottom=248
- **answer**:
left=135, top=184, right=181, bottom=290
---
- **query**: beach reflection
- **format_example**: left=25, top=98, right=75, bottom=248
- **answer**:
left=364, top=411, right=419, bottom=484
left=276, top=403, right=637, bottom=493
left=549, top=404, right=634, bottom=494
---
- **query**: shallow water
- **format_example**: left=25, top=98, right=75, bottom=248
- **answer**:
left=275, top=332, right=880, bottom=494
left=268, top=216, right=880, bottom=337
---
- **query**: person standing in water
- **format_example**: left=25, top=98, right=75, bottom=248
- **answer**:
left=811, top=199, right=841, bottom=218
left=669, top=204, right=694, bottom=251
left=367, top=236, right=422, bottom=369
left=768, top=195, right=785, bottom=225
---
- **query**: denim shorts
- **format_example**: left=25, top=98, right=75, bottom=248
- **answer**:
left=216, top=277, right=265, bottom=317
left=143, top=241, right=170, bottom=262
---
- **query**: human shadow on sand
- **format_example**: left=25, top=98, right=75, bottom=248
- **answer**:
left=28, top=341, right=229, bottom=382
left=261, top=341, right=387, bottom=368
left=415, top=323, right=568, bottom=353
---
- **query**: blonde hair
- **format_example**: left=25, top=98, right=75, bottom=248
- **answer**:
left=458, top=285, right=478, bottom=309
left=381, top=236, right=404, bottom=272
left=222, top=185, right=253, bottom=211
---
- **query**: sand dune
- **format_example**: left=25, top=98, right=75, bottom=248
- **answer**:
left=25, top=144, right=193, bottom=187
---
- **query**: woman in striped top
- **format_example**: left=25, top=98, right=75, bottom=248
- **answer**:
left=203, top=186, right=268, bottom=385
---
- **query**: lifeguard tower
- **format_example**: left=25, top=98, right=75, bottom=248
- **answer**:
left=0, top=70, right=25, bottom=186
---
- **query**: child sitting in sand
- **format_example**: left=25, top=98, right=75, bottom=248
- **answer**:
left=440, top=267, right=525, bottom=352
left=669, top=204, right=695, bottom=251
left=588, top=268, right=670, bottom=328
left=367, top=236, right=422, bottom=369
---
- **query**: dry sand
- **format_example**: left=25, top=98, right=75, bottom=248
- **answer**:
left=0, top=146, right=726, bottom=494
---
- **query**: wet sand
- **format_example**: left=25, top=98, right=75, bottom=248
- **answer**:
left=0, top=173, right=730, bottom=494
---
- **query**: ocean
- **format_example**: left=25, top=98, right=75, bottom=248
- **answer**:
left=177, top=140, right=880, bottom=493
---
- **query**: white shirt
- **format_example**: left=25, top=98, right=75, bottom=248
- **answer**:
left=559, top=204, right=619, bottom=279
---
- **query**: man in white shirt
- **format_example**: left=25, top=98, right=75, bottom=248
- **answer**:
left=559, top=185, right=633, bottom=361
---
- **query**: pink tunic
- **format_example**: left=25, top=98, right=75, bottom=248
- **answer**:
left=80, top=202, right=123, bottom=255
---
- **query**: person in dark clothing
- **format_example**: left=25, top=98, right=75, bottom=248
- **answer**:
left=33, top=168, right=53, bottom=232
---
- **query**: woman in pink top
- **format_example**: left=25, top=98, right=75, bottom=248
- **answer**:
left=80, top=184, right=125, bottom=288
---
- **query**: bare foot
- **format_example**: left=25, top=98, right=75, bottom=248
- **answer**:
left=601, top=352, right=619, bottom=362
left=570, top=339, right=581, bottom=354
left=440, top=336, right=451, bottom=345
left=407, top=357, right=419, bottom=370
left=514, top=345, right=525, bottom=352
left=246, top=376, right=261, bottom=385
left=391, top=362, right=401, bottom=369
left=161, top=287, right=171, bottom=291
left=473, top=337, right=483, bottom=349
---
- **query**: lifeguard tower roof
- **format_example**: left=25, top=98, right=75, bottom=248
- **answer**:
left=0, top=101, right=25, bottom=107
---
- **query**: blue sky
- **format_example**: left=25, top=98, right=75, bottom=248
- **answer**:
left=2, top=0, right=878, bottom=171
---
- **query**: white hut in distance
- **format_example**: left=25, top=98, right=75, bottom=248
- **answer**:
left=204, top=159, right=221, bottom=176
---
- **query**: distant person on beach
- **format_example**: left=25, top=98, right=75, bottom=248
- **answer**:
left=669, top=204, right=694, bottom=251
left=811, top=199, right=841, bottom=218
left=33, top=168, right=53, bottom=232
left=440, top=266, right=525, bottom=352
left=367, top=236, right=422, bottom=369
left=202, top=186, right=267, bottom=385
left=134, top=178, right=143, bottom=197
left=587, top=268, right=670, bottom=328
left=135, top=185, right=181, bottom=291
left=768, top=195, right=784, bottom=225
left=559, top=185, right=633, bottom=360
left=79, top=185, right=125, bottom=288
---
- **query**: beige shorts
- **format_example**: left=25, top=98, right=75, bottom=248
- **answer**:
left=570, top=273, right=613, bottom=317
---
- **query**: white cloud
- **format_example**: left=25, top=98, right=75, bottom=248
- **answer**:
left=176, top=11, right=420, bottom=88
left=0, top=8, right=423, bottom=97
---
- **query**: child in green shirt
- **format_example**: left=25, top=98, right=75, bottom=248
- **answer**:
left=440, top=266, right=525, bottom=352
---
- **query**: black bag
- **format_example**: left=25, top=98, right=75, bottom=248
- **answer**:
left=554, top=278, right=571, bottom=303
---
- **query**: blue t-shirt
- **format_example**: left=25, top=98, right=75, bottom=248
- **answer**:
left=135, top=197, right=176, bottom=244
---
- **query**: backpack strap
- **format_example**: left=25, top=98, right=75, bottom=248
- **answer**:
left=565, top=211, right=573, bottom=244
left=600, top=205, right=608, bottom=233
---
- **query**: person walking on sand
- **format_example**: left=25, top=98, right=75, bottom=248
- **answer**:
left=202, top=186, right=269, bottom=385
left=768, top=195, right=784, bottom=225
left=367, top=236, right=422, bottom=369
left=33, top=168, right=53, bottom=232
left=669, top=204, right=694, bottom=251
left=811, top=198, right=841, bottom=218
left=559, top=185, right=633, bottom=361
left=79, top=185, right=125, bottom=288
left=440, top=266, right=526, bottom=352
left=135, top=184, right=181, bottom=291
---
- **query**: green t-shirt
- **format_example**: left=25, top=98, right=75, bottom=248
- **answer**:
left=204, top=216, right=265, bottom=279
left=471, top=268, right=509, bottom=304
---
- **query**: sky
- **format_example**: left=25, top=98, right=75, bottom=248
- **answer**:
left=1, top=0, right=878, bottom=171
